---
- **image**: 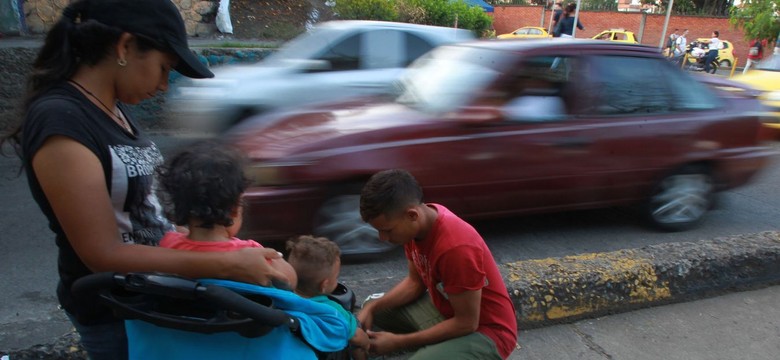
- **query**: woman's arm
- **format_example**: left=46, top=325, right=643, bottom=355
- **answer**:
left=33, top=136, right=287, bottom=285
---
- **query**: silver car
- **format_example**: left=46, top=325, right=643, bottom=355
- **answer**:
left=169, top=20, right=475, bottom=132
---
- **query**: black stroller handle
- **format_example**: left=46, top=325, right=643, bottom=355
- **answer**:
left=199, top=283, right=292, bottom=327
left=71, top=271, right=124, bottom=295
left=73, top=272, right=297, bottom=337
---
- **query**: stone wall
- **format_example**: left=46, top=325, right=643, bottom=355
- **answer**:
left=0, top=46, right=273, bottom=134
left=21, top=0, right=218, bottom=36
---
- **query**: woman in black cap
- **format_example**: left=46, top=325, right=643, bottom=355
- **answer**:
left=0, top=0, right=291, bottom=358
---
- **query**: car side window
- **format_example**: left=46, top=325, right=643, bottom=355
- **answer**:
left=404, top=33, right=436, bottom=67
left=665, top=63, right=721, bottom=110
left=579, top=56, right=674, bottom=116
left=364, top=30, right=403, bottom=69
left=317, top=33, right=361, bottom=71
left=502, top=56, right=577, bottom=122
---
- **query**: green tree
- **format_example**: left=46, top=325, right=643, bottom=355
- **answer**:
left=333, top=0, right=493, bottom=36
left=332, top=0, right=398, bottom=21
left=729, top=0, right=780, bottom=42
left=581, top=0, right=618, bottom=11
left=649, top=0, right=731, bottom=15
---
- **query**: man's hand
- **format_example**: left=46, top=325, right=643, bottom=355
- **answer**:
left=357, top=303, right=375, bottom=331
left=367, top=330, right=403, bottom=355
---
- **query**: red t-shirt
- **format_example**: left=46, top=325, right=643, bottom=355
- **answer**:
left=404, top=204, right=518, bottom=359
left=160, top=231, right=264, bottom=252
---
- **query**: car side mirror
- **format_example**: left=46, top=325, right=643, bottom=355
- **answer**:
left=502, top=95, right=567, bottom=122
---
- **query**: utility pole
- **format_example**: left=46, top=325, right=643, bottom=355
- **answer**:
left=659, top=0, right=675, bottom=48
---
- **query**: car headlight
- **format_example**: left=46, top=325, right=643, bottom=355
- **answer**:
left=763, top=91, right=780, bottom=102
left=244, top=162, right=312, bottom=187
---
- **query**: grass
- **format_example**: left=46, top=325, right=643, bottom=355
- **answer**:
left=193, top=42, right=280, bottom=49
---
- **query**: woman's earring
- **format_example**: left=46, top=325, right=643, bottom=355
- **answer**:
left=117, top=58, right=127, bottom=67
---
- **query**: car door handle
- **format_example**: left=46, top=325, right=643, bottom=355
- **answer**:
left=553, top=137, right=592, bottom=148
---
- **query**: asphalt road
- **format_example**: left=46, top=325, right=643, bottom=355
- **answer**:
left=1, top=134, right=779, bottom=352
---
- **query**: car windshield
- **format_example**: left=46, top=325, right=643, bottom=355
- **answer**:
left=396, top=46, right=508, bottom=113
left=756, top=55, right=780, bottom=72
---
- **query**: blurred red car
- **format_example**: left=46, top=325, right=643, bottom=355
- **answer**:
left=225, top=39, right=773, bottom=256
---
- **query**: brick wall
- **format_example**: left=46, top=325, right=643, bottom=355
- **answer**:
left=493, top=5, right=750, bottom=66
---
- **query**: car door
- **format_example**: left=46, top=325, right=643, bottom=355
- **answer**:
left=416, top=52, right=613, bottom=217
left=564, top=53, right=721, bottom=203
left=423, top=52, right=712, bottom=218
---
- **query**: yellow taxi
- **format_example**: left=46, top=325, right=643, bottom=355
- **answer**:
left=731, top=54, right=780, bottom=129
left=689, top=38, right=736, bottom=68
left=592, top=29, right=638, bottom=44
left=497, top=26, right=551, bottom=39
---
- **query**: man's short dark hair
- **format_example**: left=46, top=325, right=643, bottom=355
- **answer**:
left=360, top=169, right=423, bottom=222
left=713, top=30, right=719, bottom=37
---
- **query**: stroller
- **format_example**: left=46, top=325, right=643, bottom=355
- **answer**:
left=72, top=272, right=356, bottom=360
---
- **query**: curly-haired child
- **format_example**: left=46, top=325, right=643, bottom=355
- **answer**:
left=156, top=140, right=297, bottom=289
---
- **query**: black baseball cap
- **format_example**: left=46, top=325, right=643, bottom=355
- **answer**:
left=83, top=0, right=213, bottom=78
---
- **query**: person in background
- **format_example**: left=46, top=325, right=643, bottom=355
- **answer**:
left=667, top=29, right=680, bottom=57
left=287, top=235, right=370, bottom=360
left=674, top=29, right=689, bottom=66
left=550, top=1, right=564, bottom=35
left=555, top=3, right=584, bottom=38
left=156, top=141, right=297, bottom=289
left=357, top=169, right=518, bottom=359
left=743, top=38, right=768, bottom=73
left=0, top=1, right=289, bottom=358
left=703, top=30, right=721, bottom=73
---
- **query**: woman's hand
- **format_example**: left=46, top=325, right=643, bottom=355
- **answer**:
left=228, top=247, right=289, bottom=286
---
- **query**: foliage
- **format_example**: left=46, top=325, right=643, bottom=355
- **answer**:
left=333, top=0, right=494, bottom=36
left=332, top=0, right=398, bottom=21
left=198, top=42, right=278, bottom=49
left=581, top=0, right=618, bottom=11
left=653, top=0, right=733, bottom=15
left=729, top=0, right=780, bottom=42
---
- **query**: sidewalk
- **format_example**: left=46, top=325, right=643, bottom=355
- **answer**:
left=514, top=284, right=780, bottom=360
left=378, top=285, right=780, bottom=360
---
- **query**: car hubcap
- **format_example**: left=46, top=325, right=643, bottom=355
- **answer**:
left=651, top=173, right=712, bottom=224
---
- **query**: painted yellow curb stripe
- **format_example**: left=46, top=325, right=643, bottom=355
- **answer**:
left=505, top=249, right=671, bottom=323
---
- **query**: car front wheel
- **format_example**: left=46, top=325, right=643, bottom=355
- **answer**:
left=718, top=60, right=731, bottom=69
left=312, top=194, right=396, bottom=257
left=645, top=165, right=714, bottom=232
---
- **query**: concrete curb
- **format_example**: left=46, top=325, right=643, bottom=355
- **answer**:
left=5, top=231, right=780, bottom=359
left=505, top=231, right=780, bottom=329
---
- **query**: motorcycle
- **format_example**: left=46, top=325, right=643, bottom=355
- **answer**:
left=682, top=41, right=718, bottom=74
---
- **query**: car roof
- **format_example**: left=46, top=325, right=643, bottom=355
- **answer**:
left=457, top=38, right=659, bottom=54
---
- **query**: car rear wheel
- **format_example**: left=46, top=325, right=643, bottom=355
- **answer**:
left=718, top=60, right=731, bottom=69
left=645, top=165, right=714, bottom=232
left=312, top=194, right=396, bottom=257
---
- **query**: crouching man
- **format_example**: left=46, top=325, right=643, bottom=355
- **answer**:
left=357, top=169, right=518, bottom=359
